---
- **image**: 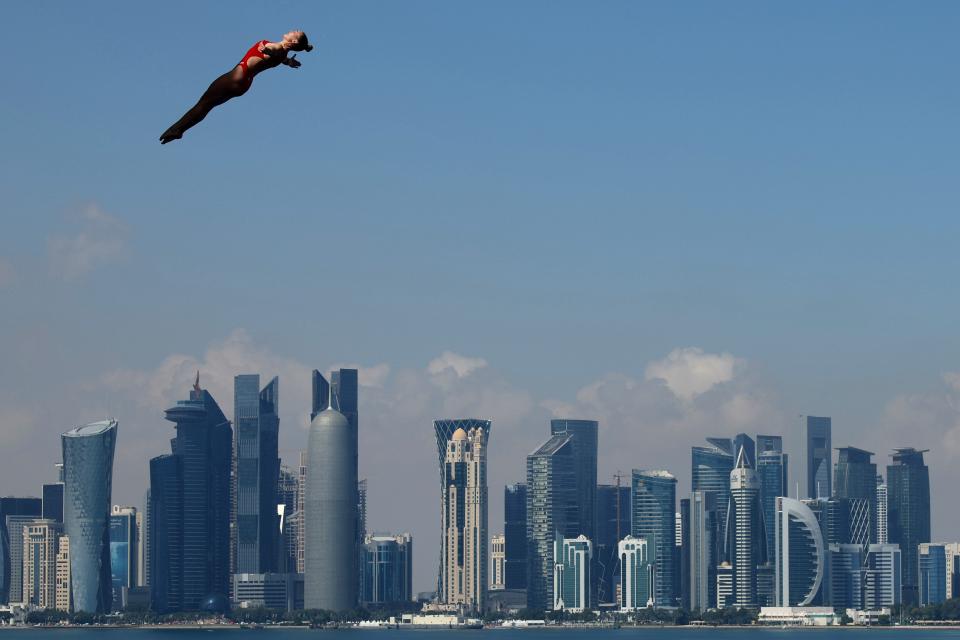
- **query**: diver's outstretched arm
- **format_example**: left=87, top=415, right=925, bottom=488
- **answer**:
left=159, top=71, right=245, bottom=144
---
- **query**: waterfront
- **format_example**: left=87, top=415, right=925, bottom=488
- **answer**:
left=3, top=630, right=960, bottom=638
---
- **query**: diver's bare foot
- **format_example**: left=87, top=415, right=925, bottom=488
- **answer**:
left=159, top=128, right=182, bottom=144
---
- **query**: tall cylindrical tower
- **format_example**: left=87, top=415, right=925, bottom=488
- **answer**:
left=730, top=445, right=758, bottom=609
left=305, top=406, right=357, bottom=611
left=62, top=419, right=117, bottom=614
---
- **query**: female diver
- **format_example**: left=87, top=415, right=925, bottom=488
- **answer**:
left=160, top=30, right=313, bottom=144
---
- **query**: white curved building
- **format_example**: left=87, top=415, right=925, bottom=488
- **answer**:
left=774, top=496, right=824, bottom=606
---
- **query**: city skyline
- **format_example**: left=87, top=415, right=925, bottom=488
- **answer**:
left=5, top=2, right=960, bottom=599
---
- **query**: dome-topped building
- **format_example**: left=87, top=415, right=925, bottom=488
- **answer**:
left=304, top=404, right=358, bottom=612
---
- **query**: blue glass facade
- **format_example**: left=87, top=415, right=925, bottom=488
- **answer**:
left=834, top=447, right=878, bottom=543
left=888, top=448, right=931, bottom=605
left=109, top=509, right=137, bottom=607
left=596, top=484, right=630, bottom=605
left=150, top=382, right=231, bottom=613
left=504, top=483, right=527, bottom=590
left=919, top=544, right=947, bottom=606
left=526, top=434, right=576, bottom=611
left=360, top=534, right=413, bottom=604
left=62, top=420, right=117, bottom=613
left=42, top=484, right=64, bottom=523
left=0, top=497, right=42, bottom=603
left=802, top=416, right=832, bottom=499
left=234, top=375, right=280, bottom=574
left=631, top=469, right=676, bottom=606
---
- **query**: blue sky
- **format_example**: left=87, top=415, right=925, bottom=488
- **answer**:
left=3, top=1, right=960, bottom=590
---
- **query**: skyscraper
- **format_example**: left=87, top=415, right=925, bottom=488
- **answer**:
left=728, top=446, right=760, bottom=608
left=109, top=506, right=138, bottom=608
left=828, top=543, right=902, bottom=609
left=756, top=435, right=787, bottom=559
left=619, top=535, right=653, bottom=611
left=503, top=483, right=527, bottom=590
left=691, top=440, right=734, bottom=509
left=834, top=447, right=878, bottom=543
left=887, top=447, right=931, bottom=605
left=549, top=420, right=598, bottom=553
left=0, top=497, right=42, bottom=603
left=234, top=375, right=280, bottom=575
left=435, top=419, right=491, bottom=601
left=440, top=424, right=488, bottom=611
left=62, top=419, right=117, bottom=613
left=688, top=490, right=721, bottom=611
left=876, top=477, right=888, bottom=544
left=631, top=469, right=676, bottom=607
left=6, top=514, right=36, bottom=604
left=773, top=497, right=824, bottom=607
left=596, top=483, right=630, bottom=605
left=360, top=533, right=413, bottom=604
left=553, top=534, right=592, bottom=612
left=22, top=519, right=62, bottom=609
left=801, top=416, right=832, bottom=499
left=491, top=534, right=505, bottom=590
left=42, top=483, right=64, bottom=524
left=150, top=378, right=231, bottom=613
left=305, top=400, right=358, bottom=612
left=141, top=490, right=151, bottom=589
left=919, top=544, right=947, bottom=606
left=526, top=433, right=576, bottom=611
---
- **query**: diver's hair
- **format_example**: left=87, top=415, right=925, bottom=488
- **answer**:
left=293, top=31, right=313, bottom=52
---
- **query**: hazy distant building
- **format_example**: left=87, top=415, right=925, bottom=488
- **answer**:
left=491, top=534, right=505, bottom=590
left=553, top=534, right=592, bottom=612
left=42, top=483, right=64, bottom=524
left=756, top=435, right=787, bottom=559
left=773, top=497, right=824, bottom=607
left=304, top=398, right=358, bottom=612
left=109, top=506, right=138, bottom=609
left=0, top=497, right=42, bottom=603
left=876, top=478, right=888, bottom=544
left=434, top=419, right=491, bottom=601
left=631, top=469, right=676, bottom=607
left=23, top=519, right=62, bottom=609
left=728, top=446, right=760, bottom=608
left=688, top=490, right=722, bottom=611
left=149, top=379, right=231, bottom=613
left=619, top=535, right=652, bottom=611
left=526, top=433, right=576, bottom=611
left=596, top=483, right=630, bottom=605
left=361, top=533, right=412, bottom=604
left=62, top=420, right=117, bottom=613
left=887, top=448, right=930, bottom=605
left=801, top=416, right=832, bottom=499
left=834, top=447, right=878, bottom=543
left=503, top=483, right=527, bottom=590
left=5, top=514, right=35, bottom=604
left=440, top=424, right=488, bottom=611
left=234, top=375, right=280, bottom=575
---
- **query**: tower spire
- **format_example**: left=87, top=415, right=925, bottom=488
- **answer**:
left=193, top=370, right=201, bottom=393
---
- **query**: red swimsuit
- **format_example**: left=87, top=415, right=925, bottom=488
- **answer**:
left=238, top=40, right=271, bottom=76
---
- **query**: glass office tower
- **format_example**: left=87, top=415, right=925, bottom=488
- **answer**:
left=62, top=420, right=117, bottom=613
left=834, top=447, right=878, bottom=543
left=596, top=483, right=630, bottom=604
left=150, top=379, right=231, bottom=613
left=233, top=375, right=280, bottom=574
left=801, top=416, right=832, bottom=499
left=0, top=497, right=42, bottom=603
left=631, top=469, right=677, bottom=607
left=887, top=448, right=931, bottom=605
left=504, top=483, right=527, bottom=590
left=756, top=435, right=787, bottom=559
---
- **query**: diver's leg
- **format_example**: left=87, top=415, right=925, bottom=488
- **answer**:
left=160, top=69, right=246, bottom=143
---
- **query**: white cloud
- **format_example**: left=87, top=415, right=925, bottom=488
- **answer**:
left=48, top=203, right=127, bottom=281
left=428, top=351, right=488, bottom=379
left=644, top=347, right=740, bottom=401
left=0, top=258, right=15, bottom=287
left=329, top=362, right=391, bottom=388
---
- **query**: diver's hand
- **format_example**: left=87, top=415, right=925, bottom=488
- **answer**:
left=285, top=54, right=301, bottom=69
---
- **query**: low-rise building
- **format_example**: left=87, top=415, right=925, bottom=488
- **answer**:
left=231, top=573, right=304, bottom=611
left=758, top=607, right=840, bottom=626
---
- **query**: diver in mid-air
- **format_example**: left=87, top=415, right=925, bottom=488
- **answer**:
left=159, top=30, right=313, bottom=144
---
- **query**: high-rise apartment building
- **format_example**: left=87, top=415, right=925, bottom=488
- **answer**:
left=596, top=483, right=630, bottom=605
left=305, top=398, right=358, bottom=612
left=619, top=535, right=652, bottom=611
left=62, top=420, right=117, bottom=613
left=234, top=375, right=280, bottom=575
left=109, top=506, right=138, bottom=608
left=149, top=379, right=231, bottom=613
left=440, top=424, right=488, bottom=611
left=434, top=419, right=491, bottom=601
left=0, top=497, right=42, bottom=603
left=773, top=497, right=824, bottom=607
left=23, top=519, right=63, bottom=609
left=834, top=447, right=878, bottom=543
left=491, top=534, right=505, bottom=590
left=526, top=433, right=576, bottom=611
left=140, top=490, right=151, bottom=588
left=876, top=477, right=888, bottom=544
left=360, top=533, right=413, bottom=604
left=55, top=535, right=71, bottom=612
left=6, top=514, right=36, bottom=604
left=801, top=416, right=832, bottom=499
left=553, top=534, right=592, bottom=612
left=887, top=448, right=931, bottom=605
left=503, top=483, right=527, bottom=590
left=631, top=469, right=676, bottom=607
